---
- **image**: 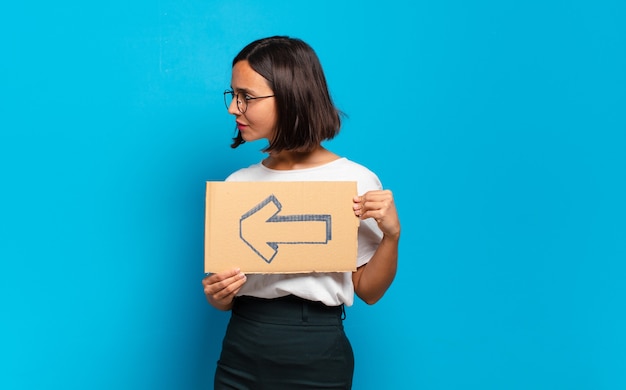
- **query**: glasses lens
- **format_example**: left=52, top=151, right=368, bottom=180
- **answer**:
left=238, top=94, right=247, bottom=113
left=223, top=91, right=247, bottom=113
left=224, top=91, right=233, bottom=110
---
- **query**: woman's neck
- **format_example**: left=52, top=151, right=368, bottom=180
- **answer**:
left=262, top=147, right=340, bottom=170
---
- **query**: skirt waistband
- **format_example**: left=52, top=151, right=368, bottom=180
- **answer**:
left=232, top=295, right=344, bottom=326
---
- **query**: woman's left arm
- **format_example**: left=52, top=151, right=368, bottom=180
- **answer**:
left=352, top=190, right=401, bottom=304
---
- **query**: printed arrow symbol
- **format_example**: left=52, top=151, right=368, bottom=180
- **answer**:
left=239, top=194, right=332, bottom=264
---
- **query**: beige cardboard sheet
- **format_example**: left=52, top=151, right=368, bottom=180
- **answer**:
left=205, top=181, right=359, bottom=274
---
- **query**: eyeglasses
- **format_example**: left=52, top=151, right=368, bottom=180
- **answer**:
left=223, top=89, right=275, bottom=114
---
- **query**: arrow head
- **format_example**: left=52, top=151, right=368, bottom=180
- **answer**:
left=240, top=195, right=282, bottom=263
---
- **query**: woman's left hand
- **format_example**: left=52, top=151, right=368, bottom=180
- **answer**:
left=353, top=190, right=400, bottom=239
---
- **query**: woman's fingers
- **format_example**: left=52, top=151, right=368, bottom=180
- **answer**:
left=202, top=268, right=247, bottom=302
left=353, top=190, right=400, bottom=237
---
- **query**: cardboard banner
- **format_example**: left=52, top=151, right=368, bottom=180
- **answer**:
left=205, top=181, right=359, bottom=274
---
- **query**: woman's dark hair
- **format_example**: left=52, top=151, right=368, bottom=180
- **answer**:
left=230, top=36, right=342, bottom=152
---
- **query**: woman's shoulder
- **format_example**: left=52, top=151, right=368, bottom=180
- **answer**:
left=332, top=157, right=378, bottom=176
left=225, top=162, right=266, bottom=181
left=327, top=158, right=383, bottom=191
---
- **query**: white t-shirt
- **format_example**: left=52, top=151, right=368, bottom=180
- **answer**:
left=226, top=157, right=383, bottom=306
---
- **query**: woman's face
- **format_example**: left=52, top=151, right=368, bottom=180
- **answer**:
left=228, top=60, right=277, bottom=143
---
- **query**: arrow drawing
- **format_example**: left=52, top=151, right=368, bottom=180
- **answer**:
left=240, top=194, right=332, bottom=264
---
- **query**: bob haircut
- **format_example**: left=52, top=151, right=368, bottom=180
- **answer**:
left=230, top=36, right=342, bottom=152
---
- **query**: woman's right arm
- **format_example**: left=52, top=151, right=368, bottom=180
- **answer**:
left=202, top=269, right=247, bottom=311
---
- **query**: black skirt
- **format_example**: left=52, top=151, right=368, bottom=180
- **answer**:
left=214, top=295, right=354, bottom=390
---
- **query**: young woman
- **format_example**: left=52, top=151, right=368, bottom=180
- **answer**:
left=202, top=36, right=400, bottom=389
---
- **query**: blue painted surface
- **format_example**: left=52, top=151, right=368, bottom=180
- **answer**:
left=1, top=1, right=625, bottom=388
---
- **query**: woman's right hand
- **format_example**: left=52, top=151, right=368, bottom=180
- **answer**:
left=202, top=268, right=247, bottom=311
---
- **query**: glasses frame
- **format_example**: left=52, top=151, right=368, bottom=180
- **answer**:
left=223, top=89, right=275, bottom=114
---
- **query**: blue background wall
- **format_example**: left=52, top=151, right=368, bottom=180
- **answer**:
left=1, top=1, right=625, bottom=389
